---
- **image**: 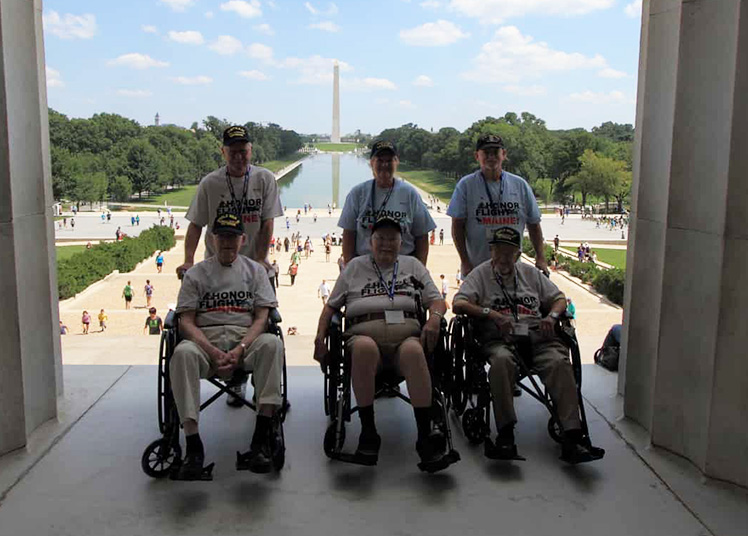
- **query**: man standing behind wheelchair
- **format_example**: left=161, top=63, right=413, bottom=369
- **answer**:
left=169, top=213, right=284, bottom=479
left=452, top=227, right=600, bottom=464
left=313, top=216, right=454, bottom=473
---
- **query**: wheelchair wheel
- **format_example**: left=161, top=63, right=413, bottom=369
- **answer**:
left=462, top=408, right=487, bottom=445
left=323, top=422, right=346, bottom=458
left=142, top=439, right=181, bottom=478
left=271, top=424, right=286, bottom=471
left=449, top=318, right=468, bottom=416
left=547, top=417, right=563, bottom=444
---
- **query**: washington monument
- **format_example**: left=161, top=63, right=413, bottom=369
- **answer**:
left=331, top=60, right=340, bottom=143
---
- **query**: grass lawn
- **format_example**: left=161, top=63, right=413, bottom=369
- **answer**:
left=396, top=165, right=455, bottom=204
left=594, top=248, right=627, bottom=269
left=135, top=185, right=198, bottom=207
left=314, top=143, right=362, bottom=152
left=56, top=245, right=87, bottom=262
left=262, top=154, right=306, bottom=173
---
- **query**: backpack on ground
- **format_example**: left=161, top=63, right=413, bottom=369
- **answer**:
left=594, top=345, right=619, bottom=371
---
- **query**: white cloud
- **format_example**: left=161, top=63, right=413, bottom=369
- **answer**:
left=142, top=25, right=158, bottom=34
left=238, top=70, right=270, bottom=80
left=624, top=0, right=642, bottom=18
left=448, top=0, right=614, bottom=24
left=281, top=55, right=352, bottom=85
left=208, top=35, right=244, bottom=55
left=117, top=89, right=152, bottom=98
left=171, top=75, right=213, bottom=85
left=160, top=0, right=195, bottom=12
left=167, top=30, right=205, bottom=45
left=43, top=11, right=97, bottom=39
left=46, top=67, right=64, bottom=88
left=305, top=2, right=339, bottom=16
left=503, top=84, right=547, bottom=96
left=220, top=0, right=262, bottom=18
left=309, top=21, right=341, bottom=32
left=462, top=26, right=607, bottom=83
left=400, top=20, right=469, bottom=46
left=343, top=77, right=398, bottom=91
left=205, top=11, right=215, bottom=19
left=108, top=53, right=169, bottom=69
left=248, top=43, right=275, bottom=64
left=413, top=75, right=434, bottom=87
left=420, top=0, right=441, bottom=8
left=254, top=23, right=275, bottom=35
left=598, top=67, right=627, bottom=79
left=568, top=90, right=632, bottom=104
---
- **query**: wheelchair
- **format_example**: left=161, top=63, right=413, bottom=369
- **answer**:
left=449, top=312, right=604, bottom=463
left=141, top=308, right=289, bottom=479
left=322, top=294, right=460, bottom=472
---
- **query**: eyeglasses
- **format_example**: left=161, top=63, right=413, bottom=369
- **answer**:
left=372, top=235, right=400, bottom=243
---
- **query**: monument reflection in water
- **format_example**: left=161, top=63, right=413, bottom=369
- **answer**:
left=277, top=153, right=370, bottom=209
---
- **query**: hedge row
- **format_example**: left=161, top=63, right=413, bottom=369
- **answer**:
left=522, top=238, right=625, bottom=306
left=57, top=226, right=176, bottom=300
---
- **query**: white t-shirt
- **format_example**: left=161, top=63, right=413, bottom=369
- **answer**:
left=318, top=282, right=331, bottom=298
left=176, top=255, right=278, bottom=328
left=186, top=165, right=283, bottom=260
left=441, top=279, right=448, bottom=294
left=447, top=170, right=541, bottom=267
left=338, top=178, right=436, bottom=258
left=453, top=260, right=563, bottom=343
left=327, top=254, right=442, bottom=319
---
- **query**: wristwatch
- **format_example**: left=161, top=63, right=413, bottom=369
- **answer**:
left=239, top=342, right=247, bottom=350
left=482, top=307, right=491, bottom=317
left=549, top=312, right=560, bottom=320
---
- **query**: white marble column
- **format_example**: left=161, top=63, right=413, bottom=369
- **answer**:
left=622, top=0, right=748, bottom=487
left=0, top=0, right=62, bottom=455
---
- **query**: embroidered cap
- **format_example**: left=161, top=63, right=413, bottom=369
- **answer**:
left=222, top=125, right=250, bottom=146
left=212, top=213, right=244, bottom=236
left=476, top=133, right=505, bottom=151
left=370, top=140, right=398, bottom=158
left=371, top=215, right=402, bottom=234
left=488, top=226, right=521, bottom=248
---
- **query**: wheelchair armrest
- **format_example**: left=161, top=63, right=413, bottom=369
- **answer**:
left=164, top=309, right=177, bottom=330
left=268, top=308, right=282, bottom=324
left=330, top=311, right=343, bottom=328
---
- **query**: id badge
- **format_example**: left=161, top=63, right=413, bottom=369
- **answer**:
left=384, top=310, right=406, bottom=325
left=513, top=323, right=529, bottom=337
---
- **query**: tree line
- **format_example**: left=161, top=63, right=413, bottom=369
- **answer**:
left=375, top=114, right=634, bottom=211
left=49, top=110, right=303, bottom=205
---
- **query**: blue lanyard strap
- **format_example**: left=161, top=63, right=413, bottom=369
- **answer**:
left=370, top=179, right=396, bottom=223
left=482, top=171, right=504, bottom=208
left=372, top=258, right=399, bottom=301
left=493, top=265, right=519, bottom=322
left=226, top=166, right=251, bottom=214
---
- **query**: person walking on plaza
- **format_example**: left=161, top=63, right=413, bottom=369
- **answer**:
left=554, top=234, right=560, bottom=252
left=288, top=262, right=298, bottom=286
left=135, top=214, right=140, bottom=226
left=447, top=134, right=548, bottom=278
left=81, top=310, right=90, bottom=334
left=271, top=260, right=279, bottom=288
left=566, top=297, right=576, bottom=327
left=325, top=240, right=331, bottom=262
left=318, top=279, right=331, bottom=305
left=440, top=274, right=449, bottom=300
left=98, top=309, right=108, bottom=332
left=338, top=140, right=436, bottom=266
left=122, top=281, right=134, bottom=310
left=144, top=307, right=163, bottom=335
left=156, top=251, right=164, bottom=273
left=176, top=125, right=283, bottom=280
left=144, top=279, right=154, bottom=308
left=284, top=237, right=290, bottom=253
left=337, top=253, right=345, bottom=273
left=439, top=228, right=444, bottom=245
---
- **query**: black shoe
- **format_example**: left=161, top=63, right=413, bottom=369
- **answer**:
left=560, top=434, right=605, bottom=465
left=484, top=424, right=521, bottom=460
left=416, top=433, right=451, bottom=473
left=513, top=382, right=522, bottom=397
left=170, top=453, right=214, bottom=481
left=236, top=443, right=273, bottom=473
left=353, top=430, right=381, bottom=466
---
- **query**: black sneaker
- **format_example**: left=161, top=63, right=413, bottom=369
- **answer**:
left=170, top=453, right=214, bottom=481
left=484, top=424, right=519, bottom=460
left=236, top=443, right=272, bottom=473
left=416, top=433, right=450, bottom=473
left=560, top=432, right=604, bottom=464
left=353, top=430, right=381, bottom=466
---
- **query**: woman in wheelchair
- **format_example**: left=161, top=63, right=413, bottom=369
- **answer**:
left=452, top=226, right=602, bottom=464
left=313, top=216, right=454, bottom=473
left=169, top=213, right=285, bottom=479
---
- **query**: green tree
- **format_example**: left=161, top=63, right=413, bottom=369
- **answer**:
left=109, top=175, right=132, bottom=202
left=125, top=139, right=162, bottom=198
left=73, top=171, right=108, bottom=207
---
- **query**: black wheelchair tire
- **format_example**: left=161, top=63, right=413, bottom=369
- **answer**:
left=142, top=439, right=181, bottom=478
left=323, top=422, right=345, bottom=459
left=462, top=408, right=487, bottom=444
left=547, top=417, right=564, bottom=444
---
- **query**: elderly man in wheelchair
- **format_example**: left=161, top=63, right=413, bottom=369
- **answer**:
left=452, top=226, right=604, bottom=465
left=313, top=216, right=459, bottom=473
left=167, top=213, right=285, bottom=480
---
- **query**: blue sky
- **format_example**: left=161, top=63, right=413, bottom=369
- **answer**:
left=43, top=0, right=643, bottom=135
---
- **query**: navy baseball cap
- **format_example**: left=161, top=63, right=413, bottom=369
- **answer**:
left=489, top=227, right=521, bottom=248
left=212, top=213, right=244, bottom=236
left=223, top=125, right=250, bottom=146
left=371, top=215, right=402, bottom=234
left=370, top=140, right=398, bottom=158
left=476, top=133, right=505, bottom=151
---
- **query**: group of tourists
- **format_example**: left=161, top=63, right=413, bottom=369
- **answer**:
left=163, top=127, right=599, bottom=481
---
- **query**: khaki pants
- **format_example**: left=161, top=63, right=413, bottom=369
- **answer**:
left=169, top=325, right=284, bottom=424
left=484, top=338, right=581, bottom=431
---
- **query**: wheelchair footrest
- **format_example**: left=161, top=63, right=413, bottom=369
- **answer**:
left=483, top=438, right=526, bottom=461
left=169, top=461, right=215, bottom=481
left=418, top=449, right=461, bottom=474
left=332, top=450, right=378, bottom=466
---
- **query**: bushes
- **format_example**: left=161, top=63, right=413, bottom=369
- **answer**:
left=522, top=238, right=625, bottom=306
left=57, top=226, right=175, bottom=300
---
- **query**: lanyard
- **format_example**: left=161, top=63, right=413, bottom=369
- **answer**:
left=372, top=258, right=399, bottom=302
left=226, top=166, right=250, bottom=214
left=482, top=171, right=504, bottom=208
left=369, top=179, right=396, bottom=223
left=493, top=265, right=519, bottom=322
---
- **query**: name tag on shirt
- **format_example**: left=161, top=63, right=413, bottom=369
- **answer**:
left=513, top=323, right=529, bottom=337
left=385, top=310, right=406, bottom=325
